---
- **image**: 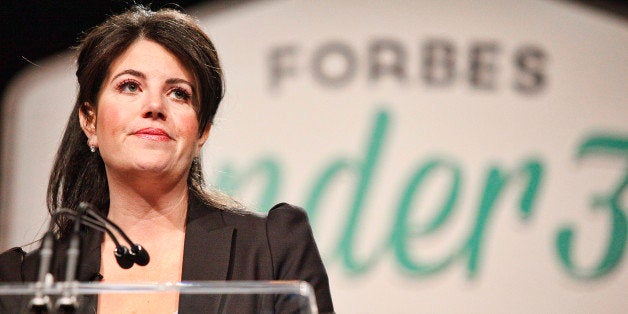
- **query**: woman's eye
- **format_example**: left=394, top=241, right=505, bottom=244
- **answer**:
left=118, top=81, right=140, bottom=93
left=170, top=88, right=191, bottom=101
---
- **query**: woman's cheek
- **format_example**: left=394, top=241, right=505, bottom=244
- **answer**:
left=97, top=103, right=123, bottom=139
left=180, top=110, right=201, bottom=136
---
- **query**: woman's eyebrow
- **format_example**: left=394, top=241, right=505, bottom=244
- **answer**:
left=110, top=69, right=193, bottom=88
left=111, top=69, right=145, bottom=81
left=166, top=78, right=194, bottom=88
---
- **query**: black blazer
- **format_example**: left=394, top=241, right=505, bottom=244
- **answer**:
left=0, top=197, right=334, bottom=313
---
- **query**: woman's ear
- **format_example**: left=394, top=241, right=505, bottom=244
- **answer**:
left=195, top=124, right=211, bottom=156
left=79, top=102, right=98, bottom=147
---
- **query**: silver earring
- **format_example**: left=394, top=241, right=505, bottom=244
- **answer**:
left=89, top=145, right=96, bottom=153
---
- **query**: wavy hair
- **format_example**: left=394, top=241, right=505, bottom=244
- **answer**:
left=48, top=6, right=239, bottom=237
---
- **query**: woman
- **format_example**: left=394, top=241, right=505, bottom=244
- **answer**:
left=0, top=6, right=333, bottom=313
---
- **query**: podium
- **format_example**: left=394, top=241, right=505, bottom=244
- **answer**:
left=0, top=281, right=318, bottom=313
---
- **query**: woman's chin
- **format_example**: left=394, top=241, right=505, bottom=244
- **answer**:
left=111, top=160, right=180, bottom=178
left=134, top=161, right=175, bottom=174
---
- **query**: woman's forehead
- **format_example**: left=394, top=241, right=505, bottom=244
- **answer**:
left=107, top=39, right=194, bottom=85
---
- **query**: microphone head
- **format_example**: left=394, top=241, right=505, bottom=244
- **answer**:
left=131, top=244, right=150, bottom=266
left=114, top=246, right=134, bottom=269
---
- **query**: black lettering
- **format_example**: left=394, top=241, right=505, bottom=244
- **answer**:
left=311, top=42, right=357, bottom=88
left=469, top=42, right=500, bottom=89
left=422, top=39, right=455, bottom=86
left=368, top=39, right=407, bottom=83
left=268, top=45, right=299, bottom=90
left=514, top=46, right=547, bottom=94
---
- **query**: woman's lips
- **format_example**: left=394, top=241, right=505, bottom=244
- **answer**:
left=134, top=128, right=172, bottom=142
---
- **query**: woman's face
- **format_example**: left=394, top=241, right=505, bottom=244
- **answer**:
left=81, top=39, right=209, bottom=183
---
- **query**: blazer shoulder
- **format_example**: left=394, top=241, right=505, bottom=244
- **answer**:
left=0, top=247, right=25, bottom=282
left=264, top=203, right=334, bottom=313
left=265, top=203, right=316, bottom=265
left=268, top=202, right=309, bottom=224
left=218, top=203, right=312, bottom=247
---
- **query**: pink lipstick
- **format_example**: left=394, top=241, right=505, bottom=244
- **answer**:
left=134, top=128, right=171, bottom=142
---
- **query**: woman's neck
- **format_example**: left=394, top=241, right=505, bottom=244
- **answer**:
left=98, top=174, right=187, bottom=314
left=105, top=170, right=189, bottom=237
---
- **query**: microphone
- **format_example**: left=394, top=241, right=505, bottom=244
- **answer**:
left=59, top=210, right=135, bottom=269
left=28, top=208, right=97, bottom=313
left=56, top=203, right=88, bottom=313
left=28, top=227, right=55, bottom=313
left=59, top=202, right=150, bottom=268
left=82, top=203, right=150, bottom=267
left=29, top=203, right=150, bottom=313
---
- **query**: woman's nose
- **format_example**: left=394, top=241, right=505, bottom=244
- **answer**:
left=142, top=93, right=167, bottom=120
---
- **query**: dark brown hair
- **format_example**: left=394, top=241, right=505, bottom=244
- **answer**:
left=48, top=6, right=235, bottom=237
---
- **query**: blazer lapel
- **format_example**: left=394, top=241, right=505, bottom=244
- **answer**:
left=179, top=196, right=235, bottom=313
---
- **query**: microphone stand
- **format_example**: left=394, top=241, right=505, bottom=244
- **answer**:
left=28, top=203, right=151, bottom=313
left=55, top=204, right=88, bottom=314
left=28, top=230, right=55, bottom=313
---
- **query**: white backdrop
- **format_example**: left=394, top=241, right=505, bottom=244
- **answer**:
left=2, top=0, right=627, bottom=313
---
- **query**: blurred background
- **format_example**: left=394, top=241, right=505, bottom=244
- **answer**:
left=1, top=1, right=627, bottom=313
left=1, top=0, right=626, bottom=117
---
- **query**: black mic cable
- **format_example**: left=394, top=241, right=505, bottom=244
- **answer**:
left=82, top=203, right=150, bottom=267
left=57, top=203, right=150, bottom=268
left=58, top=209, right=136, bottom=269
left=29, top=208, right=102, bottom=313
left=29, top=204, right=151, bottom=313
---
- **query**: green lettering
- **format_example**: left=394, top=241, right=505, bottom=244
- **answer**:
left=463, top=159, right=543, bottom=278
left=392, top=158, right=461, bottom=275
left=305, top=109, right=389, bottom=273
left=556, top=134, right=627, bottom=279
